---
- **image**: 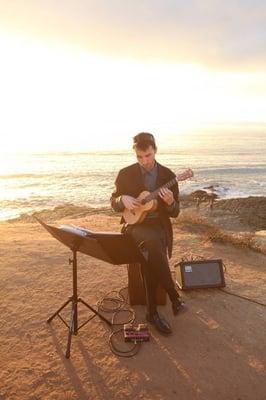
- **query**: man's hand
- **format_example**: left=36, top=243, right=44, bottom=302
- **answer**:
left=158, top=188, right=174, bottom=206
left=121, top=195, right=141, bottom=211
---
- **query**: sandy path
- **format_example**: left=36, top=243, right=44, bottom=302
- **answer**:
left=0, top=215, right=265, bottom=400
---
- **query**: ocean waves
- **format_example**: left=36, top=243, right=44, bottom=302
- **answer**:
left=1, top=138, right=266, bottom=221
left=197, top=166, right=266, bottom=174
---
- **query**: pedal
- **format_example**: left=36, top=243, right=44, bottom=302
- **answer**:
left=124, top=323, right=150, bottom=342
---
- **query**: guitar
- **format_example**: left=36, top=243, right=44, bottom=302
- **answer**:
left=123, top=168, right=194, bottom=225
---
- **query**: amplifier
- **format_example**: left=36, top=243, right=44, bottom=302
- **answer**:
left=175, top=259, right=225, bottom=290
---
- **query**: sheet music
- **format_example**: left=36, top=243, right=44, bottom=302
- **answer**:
left=59, top=225, right=122, bottom=237
left=37, top=219, right=141, bottom=264
left=59, top=225, right=92, bottom=237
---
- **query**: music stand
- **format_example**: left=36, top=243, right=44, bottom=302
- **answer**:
left=36, top=218, right=145, bottom=358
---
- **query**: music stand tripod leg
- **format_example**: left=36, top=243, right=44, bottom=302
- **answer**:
left=78, top=298, right=112, bottom=327
left=66, top=304, right=76, bottom=358
left=47, top=297, right=72, bottom=323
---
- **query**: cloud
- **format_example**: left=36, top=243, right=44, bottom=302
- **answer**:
left=0, top=0, right=266, bottom=69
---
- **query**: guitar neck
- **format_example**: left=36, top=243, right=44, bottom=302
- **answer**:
left=143, top=177, right=177, bottom=203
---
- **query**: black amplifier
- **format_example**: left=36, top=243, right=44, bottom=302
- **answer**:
left=175, top=259, right=225, bottom=289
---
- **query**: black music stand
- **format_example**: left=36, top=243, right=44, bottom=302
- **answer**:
left=36, top=218, right=145, bottom=358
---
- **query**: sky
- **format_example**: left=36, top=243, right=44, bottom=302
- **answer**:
left=0, top=0, right=265, bottom=152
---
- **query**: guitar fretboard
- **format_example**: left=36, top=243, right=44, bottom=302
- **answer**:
left=142, top=177, right=177, bottom=204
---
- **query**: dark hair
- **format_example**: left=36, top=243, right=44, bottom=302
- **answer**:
left=132, top=132, right=157, bottom=151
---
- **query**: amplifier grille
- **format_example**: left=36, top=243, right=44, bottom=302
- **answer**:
left=175, top=259, right=225, bottom=289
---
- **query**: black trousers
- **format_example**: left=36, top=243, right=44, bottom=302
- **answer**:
left=126, top=219, right=179, bottom=314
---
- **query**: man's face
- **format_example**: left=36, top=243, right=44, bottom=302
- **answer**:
left=135, top=145, right=156, bottom=171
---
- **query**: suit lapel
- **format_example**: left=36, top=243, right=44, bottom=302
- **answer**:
left=132, top=163, right=145, bottom=194
left=156, top=162, right=166, bottom=189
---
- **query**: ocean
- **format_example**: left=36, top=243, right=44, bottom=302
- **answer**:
left=1, top=131, right=265, bottom=221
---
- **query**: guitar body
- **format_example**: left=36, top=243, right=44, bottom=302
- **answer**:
left=123, top=191, right=158, bottom=225
left=122, top=168, right=193, bottom=225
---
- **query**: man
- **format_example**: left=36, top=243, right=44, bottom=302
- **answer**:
left=110, top=132, right=183, bottom=334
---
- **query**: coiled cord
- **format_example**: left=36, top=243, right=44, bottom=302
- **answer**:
left=96, top=287, right=143, bottom=357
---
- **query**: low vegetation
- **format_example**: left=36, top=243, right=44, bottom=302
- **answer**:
left=175, top=210, right=266, bottom=255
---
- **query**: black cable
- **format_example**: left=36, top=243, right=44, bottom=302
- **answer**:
left=109, top=329, right=141, bottom=357
left=218, top=288, right=266, bottom=307
left=174, top=255, right=266, bottom=307
left=220, top=261, right=266, bottom=307
left=96, top=287, right=143, bottom=357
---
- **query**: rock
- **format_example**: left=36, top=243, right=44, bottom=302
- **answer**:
left=186, top=190, right=218, bottom=203
left=254, top=230, right=266, bottom=252
left=214, top=196, right=266, bottom=230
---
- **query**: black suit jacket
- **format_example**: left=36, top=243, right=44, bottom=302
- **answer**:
left=110, top=162, right=180, bottom=258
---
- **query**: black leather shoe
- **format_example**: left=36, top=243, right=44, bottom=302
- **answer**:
left=172, top=298, right=184, bottom=316
left=146, top=312, right=172, bottom=335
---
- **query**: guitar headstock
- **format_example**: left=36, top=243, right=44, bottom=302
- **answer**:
left=176, top=168, right=194, bottom=182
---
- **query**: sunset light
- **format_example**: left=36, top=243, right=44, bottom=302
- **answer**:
left=1, top=32, right=265, bottom=153
left=1, top=2, right=266, bottom=398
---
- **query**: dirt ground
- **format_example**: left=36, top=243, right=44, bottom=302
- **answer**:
left=0, top=215, right=265, bottom=400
